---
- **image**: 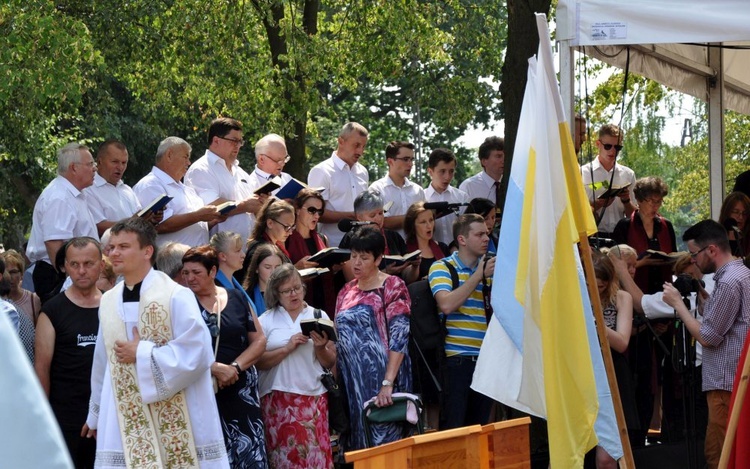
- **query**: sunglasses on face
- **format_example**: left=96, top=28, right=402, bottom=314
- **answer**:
left=305, top=206, right=324, bottom=216
left=599, top=141, right=623, bottom=152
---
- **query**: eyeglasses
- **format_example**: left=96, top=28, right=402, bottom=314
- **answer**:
left=689, top=245, right=712, bottom=259
left=271, top=218, right=295, bottom=232
left=261, top=154, right=291, bottom=165
left=305, top=206, right=325, bottom=216
left=205, top=314, right=219, bottom=337
left=643, top=198, right=664, bottom=205
left=75, top=160, right=97, bottom=168
left=278, top=285, right=304, bottom=296
left=599, top=141, right=623, bottom=152
left=218, top=136, right=245, bottom=147
left=393, top=156, right=415, bottom=163
left=731, top=209, right=748, bottom=218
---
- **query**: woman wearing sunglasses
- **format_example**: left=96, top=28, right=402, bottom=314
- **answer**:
left=237, top=198, right=293, bottom=284
left=285, top=188, right=339, bottom=315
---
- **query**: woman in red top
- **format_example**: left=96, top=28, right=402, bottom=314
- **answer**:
left=285, top=188, right=338, bottom=315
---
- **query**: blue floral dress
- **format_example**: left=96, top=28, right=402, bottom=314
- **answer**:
left=198, top=289, right=268, bottom=469
left=335, top=275, right=412, bottom=451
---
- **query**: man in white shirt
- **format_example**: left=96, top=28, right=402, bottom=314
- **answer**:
left=27, top=142, right=99, bottom=302
left=184, top=118, right=266, bottom=241
left=580, top=124, right=636, bottom=237
left=424, top=148, right=469, bottom=246
left=369, top=141, right=425, bottom=237
left=245, top=133, right=293, bottom=197
left=308, top=122, right=370, bottom=247
left=134, top=137, right=222, bottom=248
left=83, top=140, right=143, bottom=236
left=458, top=136, right=505, bottom=205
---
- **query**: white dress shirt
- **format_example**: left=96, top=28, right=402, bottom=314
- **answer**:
left=184, top=150, right=256, bottom=241
left=83, top=173, right=141, bottom=224
left=580, top=158, right=636, bottom=233
left=308, top=152, right=369, bottom=247
left=424, top=184, right=469, bottom=246
left=369, top=175, right=425, bottom=238
left=257, top=305, right=329, bottom=397
left=133, top=166, right=209, bottom=248
left=246, top=166, right=293, bottom=198
left=458, top=171, right=500, bottom=204
left=26, top=176, right=99, bottom=264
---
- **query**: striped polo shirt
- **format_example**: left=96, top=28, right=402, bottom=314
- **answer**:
left=428, top=252, right=491, bottom=357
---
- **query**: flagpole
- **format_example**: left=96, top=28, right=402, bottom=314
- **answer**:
left=718, top=344, right=750, bottom=469
left=578, top=235, right=635, bottom=468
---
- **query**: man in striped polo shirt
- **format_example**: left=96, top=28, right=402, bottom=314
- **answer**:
left=428, top=213, right=496, bottom=429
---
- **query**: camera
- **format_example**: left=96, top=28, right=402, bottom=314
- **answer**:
left=588, top=236, right=615, bottom=249
left=673, top=273, right=702, bottom=297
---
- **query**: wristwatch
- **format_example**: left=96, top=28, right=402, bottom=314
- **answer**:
left=231, top=362, right=242, bottom=374
left=381, top=379, right=394, bottom=387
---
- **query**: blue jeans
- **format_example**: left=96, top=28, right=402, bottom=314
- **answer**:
left=440, top=355, right=494, bottom=430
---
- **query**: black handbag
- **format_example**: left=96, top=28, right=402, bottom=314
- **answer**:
left=315, top=309, right=350, bottom=434
left=321, top=369, right=350, bottom=434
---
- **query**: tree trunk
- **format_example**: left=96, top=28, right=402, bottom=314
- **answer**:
left=251, top=0, right=317, bottom=180
left=499, top=0, right=552, bottom=209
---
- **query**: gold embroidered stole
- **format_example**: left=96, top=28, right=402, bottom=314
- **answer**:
left=101, top=271, right=199, bottom=469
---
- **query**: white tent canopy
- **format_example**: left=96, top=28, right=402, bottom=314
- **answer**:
left=556, top=0, right=750, bottom=216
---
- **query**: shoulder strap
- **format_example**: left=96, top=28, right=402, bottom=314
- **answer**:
left=444, top=261, right=459, bottom=290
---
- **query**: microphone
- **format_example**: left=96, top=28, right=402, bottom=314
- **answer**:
left=337, top=219, right=375, bottom=232
left=423, top=202, right=471, bottom=211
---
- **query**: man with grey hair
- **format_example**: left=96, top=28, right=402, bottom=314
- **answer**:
left=245, top=133, right=293, bottom=195
left=134, top=136, right=221, bottom=247
left=185, top=117, right=267, bottom=243
left=155, top=241, right=190, bottom=286
left=308, top=122, right=370, bottom=247
left=27, top=142, right=99, bottom=302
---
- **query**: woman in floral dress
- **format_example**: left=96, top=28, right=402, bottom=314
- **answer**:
left=335, top=227, right=412, bottom=451
left=257, top=264, right=336, bottom=468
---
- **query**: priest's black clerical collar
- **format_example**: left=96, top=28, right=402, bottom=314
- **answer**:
left=123, top=282, right=143, bottom=303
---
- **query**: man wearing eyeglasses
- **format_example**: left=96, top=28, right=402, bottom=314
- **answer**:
left=27, top=142, right=99, bottom=303
left=662, top=220, right=750, bottom=469
left=185, top=117, right=267, bottom=243
left=246, top=133, right=293, bottom=197
left=580, top=124, right=636, bottom=238
left=369, top=141, right=425, bottom=238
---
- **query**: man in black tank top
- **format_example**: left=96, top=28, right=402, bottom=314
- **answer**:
left=35, top=237, right=103, bottom=469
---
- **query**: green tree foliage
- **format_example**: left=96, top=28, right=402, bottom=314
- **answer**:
left=2, top=0, right=508, bottom=248
left=580, top=63, right=750, bottom=241
left=0, top=1, right=101, bottom=243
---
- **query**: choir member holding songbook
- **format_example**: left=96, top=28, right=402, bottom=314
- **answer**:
left=257, top=264, right=336, bottom=468
left=285, top=189, right=339, bottom=315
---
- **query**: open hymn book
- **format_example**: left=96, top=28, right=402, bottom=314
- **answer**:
left=300, top=317, right=337, bottom=342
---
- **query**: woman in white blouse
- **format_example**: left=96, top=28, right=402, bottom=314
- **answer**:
left=256, top=264, right=336, bottom=468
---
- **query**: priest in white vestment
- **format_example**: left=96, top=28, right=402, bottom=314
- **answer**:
left=86, top=217, right=229, bottom=469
